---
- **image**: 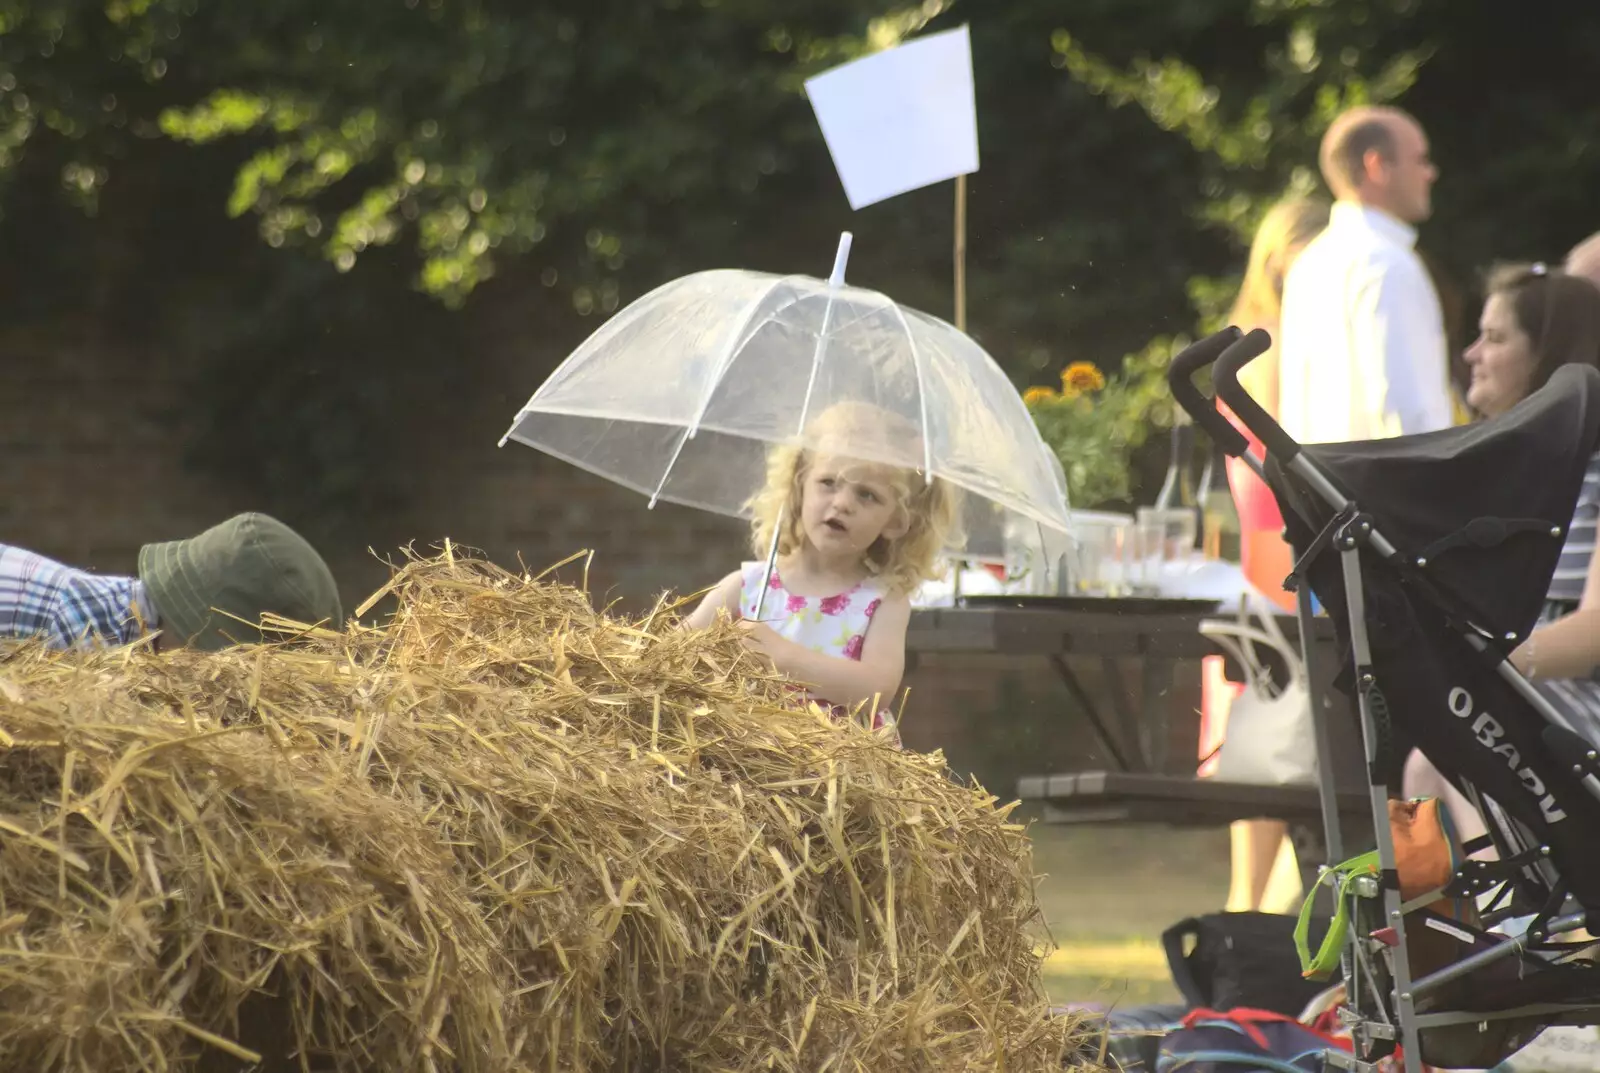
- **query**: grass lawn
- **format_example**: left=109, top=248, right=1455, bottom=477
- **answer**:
left=1025, top=821, right=1233, bottom=1007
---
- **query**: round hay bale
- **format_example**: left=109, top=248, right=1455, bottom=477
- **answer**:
left=0, top=551, right=1100, bottom=1071
left=0, top=646, right=504, bottom=1072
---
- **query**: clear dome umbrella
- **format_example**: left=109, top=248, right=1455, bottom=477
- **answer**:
left=501, top=233, right=1072, bottom=608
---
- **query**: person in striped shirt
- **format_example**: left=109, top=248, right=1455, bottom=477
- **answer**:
left=1405, top=262, right=1600, bottom=850
left=0, top=513, right=342, bottom=652
left=1470, top=264, right=1600, bottom=683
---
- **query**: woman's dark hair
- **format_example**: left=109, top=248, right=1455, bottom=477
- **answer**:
left=1484, top=262, right=1600, bottom=395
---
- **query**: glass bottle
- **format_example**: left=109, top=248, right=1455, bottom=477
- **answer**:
left=1199, top=442, right=1241, bottom=561
left=1154, top=420, right=1196, bottom=513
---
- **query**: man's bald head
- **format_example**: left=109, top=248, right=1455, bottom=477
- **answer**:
left=1566, top=232, right=1600, bottom=290
left=1319, top=106, right=1436, bottom=223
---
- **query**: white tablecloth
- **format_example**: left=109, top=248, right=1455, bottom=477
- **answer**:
left=911, top=558, right=1280, bottom=613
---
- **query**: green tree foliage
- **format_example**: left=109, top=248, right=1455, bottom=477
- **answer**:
left=1014, top=2, right=1600, bottom=503
left=0, top=0, right=932, bottom=529
left=4, top=0, right=943, bottom=304
left=1048, top=1, right=1600, bottom=312
left=5, top=1, right=1599, bottom=521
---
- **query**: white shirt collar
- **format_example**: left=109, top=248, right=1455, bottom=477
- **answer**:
left=1329, top=200, right=1418, bottom=250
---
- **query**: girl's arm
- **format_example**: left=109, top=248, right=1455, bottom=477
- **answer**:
left=1510, top=549, right=1600, bottom=680
left=741, top=594, right=911, bottom=709
left=682, top=571, right=744, bottom=630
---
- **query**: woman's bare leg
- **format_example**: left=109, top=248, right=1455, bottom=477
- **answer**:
left=1259, top=834, right=1304, bottom=914
left=1226, top=818, right=1291, bottom=911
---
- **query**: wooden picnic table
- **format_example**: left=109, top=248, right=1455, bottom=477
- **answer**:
left=907, top=598, right=1334, bottom=775
left=905, top=598, right=1375, bottom=870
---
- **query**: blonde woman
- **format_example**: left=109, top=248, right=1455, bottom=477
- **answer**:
left=1217, top=196, right=1329, bottom=913
left=1223, top=196, right=1332, bottom=610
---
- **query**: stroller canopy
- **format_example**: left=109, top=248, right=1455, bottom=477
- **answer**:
left=1273, top=363, right=1600, bottom=646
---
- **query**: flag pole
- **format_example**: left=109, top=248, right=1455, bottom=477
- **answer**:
left=954, top=173, right=968, bottom=331
left=951, top=173, right=968, bottom=601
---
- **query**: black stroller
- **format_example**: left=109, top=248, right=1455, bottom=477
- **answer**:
left=1169, top=326, right=1600, bottom=1072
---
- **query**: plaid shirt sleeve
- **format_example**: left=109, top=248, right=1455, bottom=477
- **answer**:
left=0, top=543, right=147, bottom=649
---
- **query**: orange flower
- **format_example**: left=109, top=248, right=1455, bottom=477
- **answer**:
left=1060, top=361, right=1106, bottom=397
left=1022, top=385, right=1057, bottom=405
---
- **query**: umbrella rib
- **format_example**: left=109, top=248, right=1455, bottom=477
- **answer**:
left=754, top=275, right=870, bottom=331
left=886, top=302, right=935, bottom=478
left=647, top=275, right=787, bottom=508
left=734, top=281, right=883, bottom=347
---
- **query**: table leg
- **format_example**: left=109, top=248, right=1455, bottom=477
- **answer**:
left=1098, top=656, right=1145, bottom=772
left=1049, top=653, right=1136, bottom=772
left=1139, top=656, right=1176, bottom=774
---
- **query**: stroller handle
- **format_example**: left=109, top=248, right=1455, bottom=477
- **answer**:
left=1215, top=327, right=1302, bottom=464
left=1166, top=327, right=1249, bottom=457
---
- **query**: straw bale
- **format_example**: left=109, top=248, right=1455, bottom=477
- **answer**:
left=0, top=550, right=1103, bottom=1071
left=0, top=646, right=504, bottom=1071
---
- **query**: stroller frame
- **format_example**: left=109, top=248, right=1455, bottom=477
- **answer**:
left=1170, top=327, right=1600, bottom=1073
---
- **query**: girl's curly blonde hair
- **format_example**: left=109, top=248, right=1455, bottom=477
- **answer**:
left=745, top=402, right=961, bottom=596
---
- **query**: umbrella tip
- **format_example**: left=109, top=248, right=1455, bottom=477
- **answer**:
left=829, top=232, right=853, bottom=287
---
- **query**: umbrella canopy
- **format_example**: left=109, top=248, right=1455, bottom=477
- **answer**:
left=502, top=254, right=1071, bottom=563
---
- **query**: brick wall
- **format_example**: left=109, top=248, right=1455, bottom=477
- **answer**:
left=0, top=329, right=254, bottom=575
left=0, top=322, right=750, bottom=617
left=394, top=443, right=751, bottom=612
left=376, top=292, right=754, bottom=612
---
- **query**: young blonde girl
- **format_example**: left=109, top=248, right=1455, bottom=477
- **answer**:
left=684, top=402, right=960, bottom=739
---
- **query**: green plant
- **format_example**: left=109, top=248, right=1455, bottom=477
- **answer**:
left=1025, top=336, right=1190, bottom=509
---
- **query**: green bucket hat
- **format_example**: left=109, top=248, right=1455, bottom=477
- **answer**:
left=137, top=513, right=343, bottom=651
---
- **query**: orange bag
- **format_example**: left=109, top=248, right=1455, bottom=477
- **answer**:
left=1389, top=797, right=1476, bottom=923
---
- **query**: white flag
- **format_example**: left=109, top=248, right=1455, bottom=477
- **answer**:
left=804, top=24, right=979, bottom=211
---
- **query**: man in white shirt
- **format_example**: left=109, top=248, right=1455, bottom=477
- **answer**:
left=1277, top=106, right=1454, bottom=443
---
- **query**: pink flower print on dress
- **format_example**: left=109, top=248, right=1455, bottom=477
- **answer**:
left=841, top=633, right=865, bottom=661
left=785, top=593, right=807, bottom=614
left=864, top=598, right=882, bottom=619
left=818, top=592, right=851, bottom=616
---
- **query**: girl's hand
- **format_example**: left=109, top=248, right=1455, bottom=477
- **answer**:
left=736, top=620, right=778, bottom=647
left=731, top=594, right=911, bottom=710
left=735, top=621, right=780, bottom=670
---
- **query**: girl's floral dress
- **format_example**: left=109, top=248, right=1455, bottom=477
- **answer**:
left=736, top=562, right=900, bottom=744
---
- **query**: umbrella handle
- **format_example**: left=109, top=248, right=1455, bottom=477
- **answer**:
left=756, top=232, right=854, bottom=620
left=754, top=505, right=786, bottom=621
